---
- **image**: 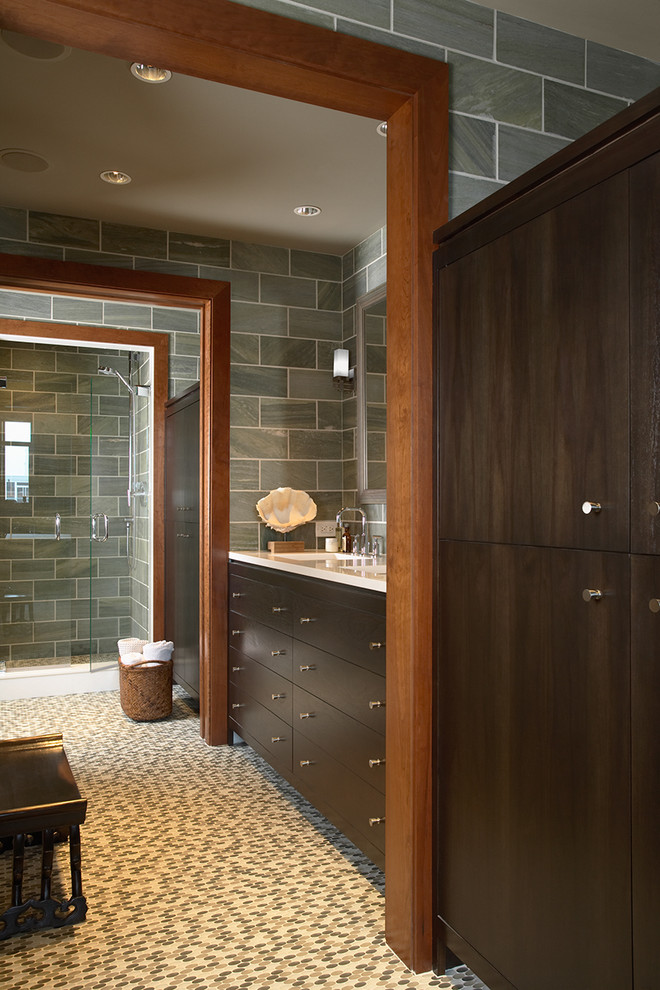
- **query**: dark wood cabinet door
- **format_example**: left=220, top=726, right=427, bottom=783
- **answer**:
left=165, top=384, right=199, bottom=522
left=436, top=541, right=631, bottom=990
left=631, top=554, right=660, bottom=990
left=631, top=152, right=660, bottom=554
left=436, top=174, right=630, bottom=551
left=167, top=521, right=199, bottom=697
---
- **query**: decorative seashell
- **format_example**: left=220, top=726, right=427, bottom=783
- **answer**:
left=256, top=487, right=317, bottom=534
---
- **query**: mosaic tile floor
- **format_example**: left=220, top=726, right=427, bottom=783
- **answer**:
left=0, top=688, right=489, bottom=990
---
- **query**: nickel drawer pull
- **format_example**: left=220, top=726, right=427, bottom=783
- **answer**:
left=231, top=666, right=244, bottom=672
left=271, top=606, right=286, bottom=613
left=369, top=641, right=385, bottom=650
left=299, top=664, right=316, bottom=672
left=231, top=703, right=244, bottom=710
left=271, top=736, right=286, bottom=743
left=271, top=693, right=286, bottom=700
left=369, top=817, right=385, bottom=827
left=368, top=758, right=385, bottom=768
left=581, top=501, right=602, bottom=514
left=299, top=712, right=315, bottom=719
left=271, top=650, right=286, bottom=656
left=177, top=532, right=191, bottom=538
left=582, top=589, right=603, bottom=601
left=299, top=616, right=314, bottom=624
left=299, top=759, right=314, bottom=767
left=231, top=629, right=242, bottom=636
left=232, top=592, right=243, bottom=598
left=369, top=700, right=386, bottom=709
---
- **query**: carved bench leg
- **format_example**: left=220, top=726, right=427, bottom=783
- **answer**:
left=69, top=824, right=83, bottom=898
left=11, top=833, right=25, bottom=907
left=40, top=829, right=55, bottom=900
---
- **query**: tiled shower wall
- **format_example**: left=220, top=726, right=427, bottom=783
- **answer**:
left=231, top=0, right=660, bottom=217
left=0, top=341, right=151, bottom=667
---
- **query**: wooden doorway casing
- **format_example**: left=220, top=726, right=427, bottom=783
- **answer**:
left=0, top=255, right=231, bottom=747
left=0, top=0, right=449, bottom=971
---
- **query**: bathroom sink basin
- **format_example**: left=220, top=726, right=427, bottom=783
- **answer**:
left=272, top=551, right=386, bottom=573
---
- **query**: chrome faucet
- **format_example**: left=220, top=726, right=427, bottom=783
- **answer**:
left=336, top=506, right=367, bottom=554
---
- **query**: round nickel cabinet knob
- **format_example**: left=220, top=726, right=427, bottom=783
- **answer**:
left=649, top=599, right=660, bottom=613
left=582, top=501, right=602, bottom=515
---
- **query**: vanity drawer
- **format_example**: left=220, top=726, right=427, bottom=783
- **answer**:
left=293, top=734, right=385, bottom=857
left=293, top=686, right=385, bottom=793
left=229, top=651, right=292, bottom=722
left=228, top=615, right=292, bottom=677
left=293, top=592, right=385, bottom=672
left=229, top=570, right=293, bottom=635
left=229, top=682, right=292, bottom=770
left=293, top=642, right=385, bottom=734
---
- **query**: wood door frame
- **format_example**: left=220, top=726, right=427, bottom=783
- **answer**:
left=0, top=315, right=170, bottom=643
left=0, top=254, right=232, bottom=749
left=0, top=0, right=449, bottom=971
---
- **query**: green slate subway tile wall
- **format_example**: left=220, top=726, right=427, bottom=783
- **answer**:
left=0, top=210, right=384, bottom=550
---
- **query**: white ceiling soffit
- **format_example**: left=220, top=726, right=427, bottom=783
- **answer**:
left=481, top=0, right=660, bottom=62
left=0, top=33, right=387, bottom=256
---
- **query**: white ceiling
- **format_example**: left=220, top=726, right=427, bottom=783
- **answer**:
left=0, top=1, right=657, bottom=258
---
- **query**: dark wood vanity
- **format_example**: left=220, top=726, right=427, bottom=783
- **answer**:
left=228, top=559, right=386, bottom=868
left=433, top=88, right=660, bottom=990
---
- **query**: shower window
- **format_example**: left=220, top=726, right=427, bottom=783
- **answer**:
left=4, top=421, right=31, bottom=502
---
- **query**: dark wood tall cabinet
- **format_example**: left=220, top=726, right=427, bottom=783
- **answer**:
left=433, top=89, right=660, bottom=990
left=165, top=383, right=200, bottom=699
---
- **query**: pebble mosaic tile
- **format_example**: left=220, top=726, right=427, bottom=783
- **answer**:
left=0, top=688, right=489, bottom=990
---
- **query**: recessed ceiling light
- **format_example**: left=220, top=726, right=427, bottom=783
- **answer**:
left=100, top=170, right=132, bottom=185
left=0, top=149, right=49, bottom=172
left=1, top=30, right=71, bottom=61
left=376, top=121, right=388, bottom=137
left=130, top=63, right=172, bottom=84
left=293, top=205, right=322, bottom=217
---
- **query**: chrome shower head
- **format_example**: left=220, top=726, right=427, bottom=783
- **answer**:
left=97, top=365, right=134, bottom=395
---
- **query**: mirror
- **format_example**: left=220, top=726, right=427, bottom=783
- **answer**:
left=356, top=285, right=387, bottom=503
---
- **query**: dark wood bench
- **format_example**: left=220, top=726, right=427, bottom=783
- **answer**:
left=0, top=733, right=87, bottom=939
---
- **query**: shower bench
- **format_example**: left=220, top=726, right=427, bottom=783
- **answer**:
left=0, top=733, right=87, bottom=939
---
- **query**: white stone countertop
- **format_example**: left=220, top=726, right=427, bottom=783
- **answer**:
left=228, top=550, right=386, bottom=593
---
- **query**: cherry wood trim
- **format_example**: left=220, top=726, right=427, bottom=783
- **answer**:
left=0, top=315, right=169, bottom=640
left=0, top=0, right=449, bottom=971
left=0, top=254, right=231, bottom=750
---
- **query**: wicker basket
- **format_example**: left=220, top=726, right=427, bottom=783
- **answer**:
left=118, top=657, right=173, bottom=722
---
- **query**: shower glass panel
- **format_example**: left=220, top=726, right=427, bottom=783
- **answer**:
left=0, top=339, right=152, bottom=673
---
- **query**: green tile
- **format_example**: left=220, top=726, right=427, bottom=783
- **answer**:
left=231, top=365, right=288, bottom=397
left=449, top=172, right=504, bottom=220
left=343, top=271, right=367, bottom=311
left=366, top=343, right=386, bottom=374
left=230, top=521, right=260, bottom=551
left=544, top=80, right=627, bottom=140
left=260, top=336, right=316, bottom=369
left=101, top=221, right=167, bottom=259
left=103, top=302, right=152, bottom=329
left=289, top=369, right=337, bottom=402
left=230, top=427, right=288, bottom=459
left=30, top=211, right=99, bottom=250
left=289, top=430, right=342, bottom=459
left=498, top=126, right=570, bottom=182
left=289, top=309, right=342, bottom=342
left=317, top=400, right=342, bottom=431
left=260, top=460, right=318, bottom=492
left=169, top=231, right=230, bottom=267
left=9, top=348, right=56, bottom=372
left=394, top=0, right=493, bottom=58
left=0, top=206, right=26, bottom=240
left=232, top=241, right=289, bottom=275
left=200, top=266, right=259, bottom=302
left=231, top=396, right=260, bottom=427
left=0, top=289, right=51, bottom=320
left=52, top=297, right=104, bottom=324
left=447, top=52, right=543, bottom=129
left=291, top=250, right=342, bottom=281
left=354, top=229, right=384, bottom=272
left=173, top=333, right=201, bottom=358
left=152, top=307, right=200, bottom=333
left=367, top=257, right=387, bottom=292
left=0, top=239, right=62, bottom=261
left=450, top=114, right=496, bottom=177
left=336, top=18, right=446, bottom=61
left=230, top=459, right=260, bottom=490
left=260, top=398, right=316, bottom=429
left=587, top=42, right=660, bottom=102
left=496, top=12, right=585, bottom=84
left=261, top=274, right=317, bottom=308
left=318, top=281, right=341, bottom=312
left=135, top=257, right=199, bottom=277
left=65, top=249, right=134, bottom=270
left=231, top=301, right=288, bottom=336
left=230, top=491, right=262, bottom=523
left=231, top=333, right=260, bottom=365
left=318, top=461, right=343, bottom=490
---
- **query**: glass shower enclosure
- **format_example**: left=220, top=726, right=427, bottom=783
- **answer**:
left=1, top=339, right=152, bottom=673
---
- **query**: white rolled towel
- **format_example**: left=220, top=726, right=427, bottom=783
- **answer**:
left=118, top=637, right=147, bottom=656
left=119, top=651, right=145, bottom=666
left=143, top=640, right=174, bottom=662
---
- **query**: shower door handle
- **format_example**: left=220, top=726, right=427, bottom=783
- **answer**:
left=91, top=513, right=109, bottom=542
left=54, top=512, right=61, bottom=541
